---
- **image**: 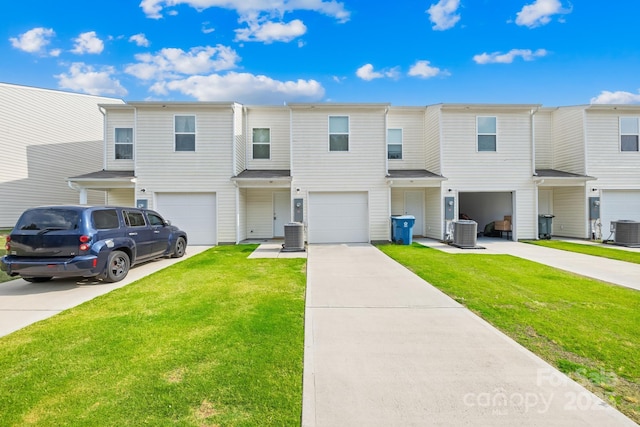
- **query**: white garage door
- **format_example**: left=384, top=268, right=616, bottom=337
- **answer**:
left=308, top=192, right=368, bottom=243
left=156, top=193, right=216, bottom=245
left=601, top=190, right=640, bottom=238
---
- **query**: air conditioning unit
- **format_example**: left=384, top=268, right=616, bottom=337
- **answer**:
left=612, top=220, right=640, bottom=247
left=282, top=222, right=305, bottom=252
left=452, top=220, right=478, bottom=248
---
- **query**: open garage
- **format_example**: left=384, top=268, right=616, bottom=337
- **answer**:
left=458, top=192, right=514, bottom=238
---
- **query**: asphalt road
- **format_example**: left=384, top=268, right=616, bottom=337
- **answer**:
left=0, top=246, right=210, bottom=338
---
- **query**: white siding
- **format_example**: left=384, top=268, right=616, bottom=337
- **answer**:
left=0, top=84, right=123, bottom=227
left=133, top=105, right=238, bottom=243
left=424, top=106, right=442, bottom=174
left=425, top=187, right=441, bottom=239
left=245, top=106, right=291, bottom=170
left=237, top=188, right=247, bottom=242
left=552, top=107, right=585, bottom=174
left=585, top=109, right=640, bottom=188
left=105, top=108, right=135, bottom=171
left=534, top=109, right=554, bottom=169
left=106, top=189, right=134, bottom=206
left=234, top=103, right=245, bottom=175
left=387, top=108, right=426, bottom=170
left=552, top=187, right=588, bottom=238
left=291, top=106, right=390, bottom=241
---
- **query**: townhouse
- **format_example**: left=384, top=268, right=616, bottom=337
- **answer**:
left=65, top=100, right=640, bottom=245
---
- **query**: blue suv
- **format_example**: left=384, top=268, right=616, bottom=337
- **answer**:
left=1, top=206, right=188, bottom=283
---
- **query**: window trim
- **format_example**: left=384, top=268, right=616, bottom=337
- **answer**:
left=620, top=117, right=640, bottom=152
left=387, top=128, right=403, bottom=160
left=252, top=127, right=271, bottom=160
left=328, top=115, right=350, bottom=152
left=114, top=127, right=134, bottom=160
left=174, top=114, right=196, bottom=152
left=477, top=116, right=497, bottom=152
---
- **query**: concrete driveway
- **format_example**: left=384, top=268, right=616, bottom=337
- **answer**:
left=0, top=246, right=210, bottom=338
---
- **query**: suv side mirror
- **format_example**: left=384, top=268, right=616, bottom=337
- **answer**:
left=164, top=220, right=172, bottom=226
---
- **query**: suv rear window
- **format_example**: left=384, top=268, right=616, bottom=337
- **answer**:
left=15, top=209, right=80, bottom=231
left=92, top=209, right=120, bottom=229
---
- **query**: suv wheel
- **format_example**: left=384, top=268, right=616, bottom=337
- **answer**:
left=103, top=250, right=130, bottom=283
left=172, top=237, right=186, bottom=258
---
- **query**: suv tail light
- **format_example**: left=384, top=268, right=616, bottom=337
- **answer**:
left=79, top=235, right=91, bottom=251
left=4, top=236, right=10, bottom=252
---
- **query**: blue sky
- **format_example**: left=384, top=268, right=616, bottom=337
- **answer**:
left=2, top=0, right=640, bottom=106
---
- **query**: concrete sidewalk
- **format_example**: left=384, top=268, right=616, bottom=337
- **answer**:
left=417, top=238, right=640, bottom=291
left=302, top=243, right=635, bottom=426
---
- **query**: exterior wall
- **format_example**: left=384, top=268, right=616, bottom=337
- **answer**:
left=424, top=106, right=442, bottom=174
left=233, top=103, right=245, bottom=175
left=387, top=107, right=426, bottom=170
left=551, top=187, right=588, bottom=238
left=552, top=107, right=586, bottom=174
left=237, top=188, right=247, bottom=242
left=0, top=84, right=123, bottom=227
left=132, top=105, right=238, bottom=243
left=245, top=106, right=291, bottom=170
left=585, top=109, right=640, bottom=189
left=105, top=108, right=136, bottom=171
left=439, top=107, right=537, bottom=239
left=106, top=189, right=135, bottom=206
left=534, top=109, right=554, bottom=169
left=291, top=105, right=389, bottom=241
left=425, top=187, right=441, bottom=239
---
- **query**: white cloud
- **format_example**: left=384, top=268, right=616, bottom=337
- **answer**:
left=427, top=0, right=461, bottom=31
left=55, top=62, right=127, bottom=96
left=9, top=27, right=56, bottom=55
left=473, top=48, right=548, bottom=64
left=202, top=22, right=215, bottom=34
left=408, top=60, right=448, bottom=78
left=71, top=31, right=104, bottom=54
left=355, top=64, right=400, bottom=81
left=129, top=33, right=150, bottom=47
left=235, top=19, right=306, bottom=43
left=591, top=90, right=640, bottom=105
left=140, top=0, right=350, bottom=23
left=150, top=72, right=325, bottom=104
left=515, top=0, right=571, bottom=28
left=125, top=45, right=241, bottom=80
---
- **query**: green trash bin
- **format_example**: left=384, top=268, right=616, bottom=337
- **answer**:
left=538, top=214, right=554, bottom=239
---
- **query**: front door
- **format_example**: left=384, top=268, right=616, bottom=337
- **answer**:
left=404, top=191, right=424, bottom=236
left=273, top=192, right=290, bottom=237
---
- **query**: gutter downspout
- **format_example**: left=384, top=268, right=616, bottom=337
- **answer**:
left=99, top=106, right=107, bottom=171
left=68, top=181, right=88, bottom=204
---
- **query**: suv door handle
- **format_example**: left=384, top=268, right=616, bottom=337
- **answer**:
left=154, top=230, right=160, bottom=234
left=129, top=232, right=138, bottom=236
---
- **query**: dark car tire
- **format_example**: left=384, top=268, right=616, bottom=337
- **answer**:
left=23, top=277, right=53, bottom=283
left=103, top=250, right=130, bottom=283
left=171, top=237, right=186, bottom=258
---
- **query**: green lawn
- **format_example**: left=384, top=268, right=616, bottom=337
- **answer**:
left=524, top=239, right=640, bottom=265
left=0, top=245, right=307, bottom=426
left=378, top=243, right=640, bottom=423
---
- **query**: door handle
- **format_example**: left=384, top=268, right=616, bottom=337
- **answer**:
left=154, top=230, right=160, bottom=234
left=128, top=232, right=138, bottom=236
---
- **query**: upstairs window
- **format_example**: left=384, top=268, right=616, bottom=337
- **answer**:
left=387, top=128, right=403, bottom=159
left=252, top=128, right=271, bottom=159
left=175, top=115, right=196, bottom=152
left=115, top=128, right=133, bottom=160
left=620, top=117, right=639, bottom=152
left=329, top=116, right=349, bottom=151
left=477, top=116, right=497, bottom=152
